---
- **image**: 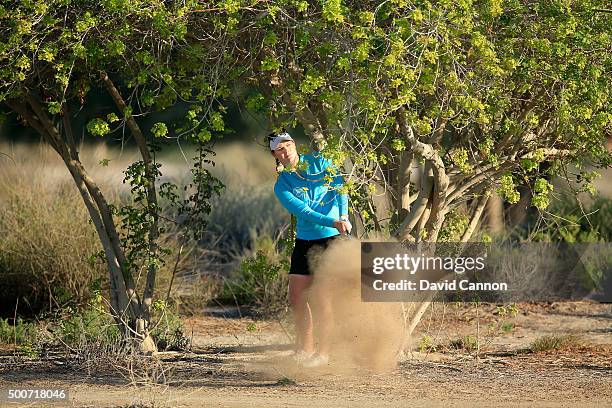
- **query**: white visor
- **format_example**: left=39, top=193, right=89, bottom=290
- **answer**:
left=269, top=133, right=294, bottom=151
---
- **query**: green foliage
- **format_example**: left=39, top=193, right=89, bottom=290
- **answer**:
left=521, top=149, right=546, bottom=172
left=438, top=210, right=469, bottom=242
left=150, top=305, right=190, bottom=351
left=531, top=178, right=554, bottom=210
left=119, top=159, right=164, bottom=272
left=1, top=0, right=610, bottom=342
left=575, top=170, right=601, bottom=195
left=231, top=0, right=610, bottom=237
left=0, top=317, right=38, bottom=345
left=486, top=303, right=518, bottom=336
left=107, top=39, right=126, bottom=56
left=0, top=317, right=41, bottom=357
left=161, top=146, right=226, bottom=242
left=1, top=279, right=188, bottom=352
left=528, top=334, right=581, bottom=353
left=150, top=122, right=168, bottom=138
left=496, top=303, right=519, bottom=319
left=450, top=148, right=473, bottom=173
left=245, top=92, right=266, bottom=111
left=530, top=194, right=612, bottom=242
left=222, top=237, right=290, bottom=316
left=418, top=334, right=436, bottom=353
left=86, top=118, right=111, bottom=137
left=47, top=101, right=61, bottom=114
left=497, top=174, right=520, bottom=204
left=0, top=287, right=121, bottom=353
left=449, top=335, right=479, bottom=352
left=52, top=305, right=120, bottom=345
left=321, top=0, right=345, bottom=23
left=260, top=56, right=281, bottom=71
left=299, top=73, right=326, bottom=94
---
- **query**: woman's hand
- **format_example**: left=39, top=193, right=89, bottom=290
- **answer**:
left=333, top=220, right=352, bottom=235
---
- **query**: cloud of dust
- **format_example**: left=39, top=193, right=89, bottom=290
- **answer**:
left=307, top=235, right=408, bottom=373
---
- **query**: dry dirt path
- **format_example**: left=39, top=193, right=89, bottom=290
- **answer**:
left=0, top=302, right=610, bottom=407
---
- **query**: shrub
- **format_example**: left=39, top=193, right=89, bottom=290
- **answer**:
left=522, top=193, right=612, bottom=243
left=448, top=335, right=479, bottom=352
left=0, top=317, right=38, bottom=345
left=149, top=306, right=190, bottom=351
left=528, top=334, right=582, bottom=352
left=51, top=306, right=120, bottom=346
left=0, top=143, right=208, bottom=317
left=221, top=235, right=290, bottom=316
left=418, top=335, right=437, bottom=353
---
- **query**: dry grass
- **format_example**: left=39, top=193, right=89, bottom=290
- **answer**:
left=0, top=141, right=290, bottom=317
left=528, top=334, right=583, bottom=353
left=0, top=168, right=107, bottom=314
left=0, top=141, right=141, bottom=190
left=0, top=142, right=222, bottom=314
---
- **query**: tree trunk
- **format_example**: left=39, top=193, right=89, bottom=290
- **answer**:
left=461, top=193, right=490, bottom=242
left=486, top=193, right=505, bottom=236
left=6, top=94, right=156, bottom=352
left=101, top=72, right=159, bottom=352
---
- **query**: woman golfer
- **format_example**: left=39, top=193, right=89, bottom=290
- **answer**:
left=269, top=131, right=351, bottom=367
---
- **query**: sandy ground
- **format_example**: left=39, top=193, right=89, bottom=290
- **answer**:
left=0, top=301, right=611, bottom=407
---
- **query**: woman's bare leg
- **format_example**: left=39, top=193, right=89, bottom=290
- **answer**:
left=311, top=280, right=333, bottom=356
left=288, top=274, right=314, bottom=353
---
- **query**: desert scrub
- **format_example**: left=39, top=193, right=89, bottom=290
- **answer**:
left=448, top=335, right=479, bottom=353
left=418, top=335, right=437, bottom=353
left=0, top=143, right=206, bottom=317
left=0, top=178, right=107, bottom=315
left=528, top=334, right=582, bottom=353
left=519, top=194, right=612, bottom=243
left=0, top=317, right=38, bottom=345
left=51, top=306, right=121, bottom=346
left=148, top=300, right=191, bottom=351
left=205, top=182, right=288, bottom=260
left=221, top=235, right=290, bottom=316
left=486, top=304, right=519, bottom=336
left=0, top=317, right=44, bottom=357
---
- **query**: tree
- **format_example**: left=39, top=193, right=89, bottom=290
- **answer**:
left=0, top=0, right=228, bottom=351
left=198, top=0, right=611, bottom=335
left=3, top=0, right=610, bottom=346
left=219, top=0, right=610, bottom=241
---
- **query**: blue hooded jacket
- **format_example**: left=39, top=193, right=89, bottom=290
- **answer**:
left=273, top=152, right=348, bottom=240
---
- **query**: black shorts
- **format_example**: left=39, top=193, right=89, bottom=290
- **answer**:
left=289, top=235, right=340, bottom=275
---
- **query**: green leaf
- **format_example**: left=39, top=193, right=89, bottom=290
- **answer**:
left=86, top=118, right=110, bottom=137
left=260, top=56, right=281, bottom=71
left=47, top=102, right=61, bottom=115
left=151, top=122, right=168, bottom=138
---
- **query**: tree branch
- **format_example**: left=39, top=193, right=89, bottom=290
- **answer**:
left=6, top=99, right=60, bottom=153
left=397, top=150, right=414, bottom=219
left=497, top=89, right=547, bottom=151
left=61, top=103, right=79, bottom=161
left=461, top=191, right=490, bottom=242
left=395, top=106, right=449, bottom=242
left=7, top=97, right=133, bottom=320
left=395, top=162, right=433, bottom=241
left=101, top=71, right=159, bottom=323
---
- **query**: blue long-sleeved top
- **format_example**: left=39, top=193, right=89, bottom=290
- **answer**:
left=273, top=152, right=348, bottom=240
